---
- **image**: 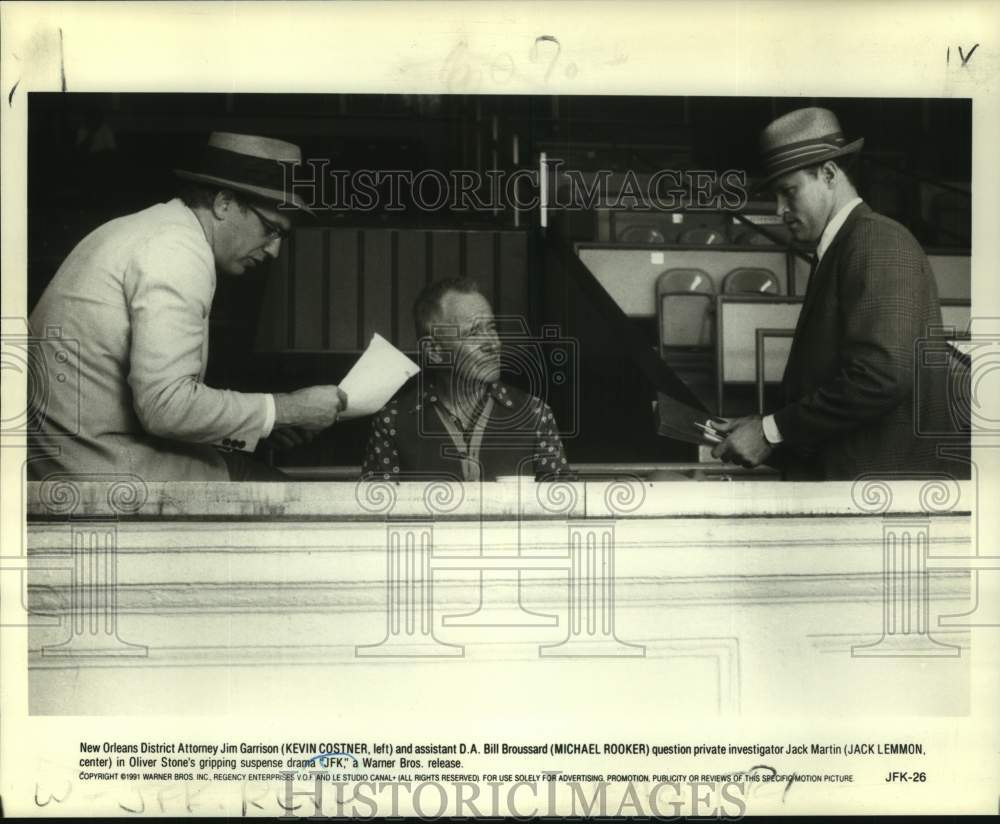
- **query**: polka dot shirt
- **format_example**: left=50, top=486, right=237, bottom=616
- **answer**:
left=361, top=384, right=569, bottom=480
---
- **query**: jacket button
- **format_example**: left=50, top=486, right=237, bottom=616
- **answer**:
left=237, top=440, right=245, bottom=448
left=222, top=438, right=231, bottom=446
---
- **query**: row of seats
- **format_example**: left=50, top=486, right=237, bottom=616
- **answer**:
left=618, top=223, right=791, bottom=247
left=656, top=273, right=971, bottom=418
left=612, top=199, right=970, bottom=248
left=657, top=267, right=780, bottom=349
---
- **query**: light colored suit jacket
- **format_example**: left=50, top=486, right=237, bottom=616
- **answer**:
left=28, top=199, right=270, bottom=481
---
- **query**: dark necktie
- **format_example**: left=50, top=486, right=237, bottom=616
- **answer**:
left=791, top=253, right=820, bottom=340
left=800, top=252, right=819, bottom=301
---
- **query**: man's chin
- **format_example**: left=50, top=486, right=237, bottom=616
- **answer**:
left=220, top=261, right=249, bottom=276
left=787, top=223, right=819, bottom=244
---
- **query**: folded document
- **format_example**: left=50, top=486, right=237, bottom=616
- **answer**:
left=338, top=333, right=421, bottom=420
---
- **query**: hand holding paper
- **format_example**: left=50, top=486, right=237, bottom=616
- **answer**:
left=338, top=333, right=421, bottom=420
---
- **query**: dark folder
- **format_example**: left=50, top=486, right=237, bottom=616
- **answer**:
left=656, top=392, right=721, bottom=446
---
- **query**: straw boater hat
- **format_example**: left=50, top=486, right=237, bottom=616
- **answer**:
left=174, top=132, right=315, bottom=215
left=759, top=107, right=864, bottom=187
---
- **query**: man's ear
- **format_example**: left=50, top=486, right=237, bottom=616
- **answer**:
left=211, top=189, right=237, bottom=220
left=820, top=161, right=840, bottom=187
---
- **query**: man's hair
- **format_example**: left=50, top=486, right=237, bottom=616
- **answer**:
left=413, top=277, right=485, bottom=339
left=178, top=181, right=225, bottom=210
left=178, top=182, right=275, bottom=214
left=804, top=157, right=858, bottom=190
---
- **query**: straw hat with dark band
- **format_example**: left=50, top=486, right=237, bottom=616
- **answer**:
left=174, top=132, right=315, bottom=216
left=759, top=107, right=864, bottom=187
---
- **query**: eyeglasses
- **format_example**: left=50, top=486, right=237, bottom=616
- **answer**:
left=246, top=204, right=290, bottom=244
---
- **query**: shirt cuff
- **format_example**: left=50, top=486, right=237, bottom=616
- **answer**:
left=762, top=414, right=783, bottom=444
left=261, top=394, right=276, bottom=438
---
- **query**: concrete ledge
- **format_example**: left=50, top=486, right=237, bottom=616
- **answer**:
left=25, top=478, right=974, bottom=521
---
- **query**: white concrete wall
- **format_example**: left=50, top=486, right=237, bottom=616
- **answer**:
left=26, top=480, right=975, bottom=718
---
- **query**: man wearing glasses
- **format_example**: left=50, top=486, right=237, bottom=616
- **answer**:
left=28, top=132, right=346, bottom=481
left=362, top=278, right=569, bottom=482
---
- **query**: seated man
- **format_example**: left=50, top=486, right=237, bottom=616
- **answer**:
left=362, top=278, right=569, bottom=481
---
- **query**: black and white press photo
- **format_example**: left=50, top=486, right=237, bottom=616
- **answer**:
left=1, top=2, right=997, bottom=819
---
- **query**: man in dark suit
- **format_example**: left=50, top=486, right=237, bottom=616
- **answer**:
left=713, top=107, right=958, bottom=480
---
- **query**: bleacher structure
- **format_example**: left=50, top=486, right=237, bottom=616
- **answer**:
left=577, top=220, right=971, bottom=420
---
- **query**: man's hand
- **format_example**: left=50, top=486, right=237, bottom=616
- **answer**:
left=273, top=385, right=348, bottom=432
left=711, top=415, right=773, bottom=468
left=265, top=427, right=316, bottom=450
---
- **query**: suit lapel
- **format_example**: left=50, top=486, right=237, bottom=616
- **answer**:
left=792, top=204, right=869, bottom=336
left=784, top=203, right=869, bottom=382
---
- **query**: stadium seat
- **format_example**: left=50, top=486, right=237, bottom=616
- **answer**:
left=656, top=268, right=715, bottom=350
left=677, top=227, right=728, bottom=245
left=733, top=228, right=775, bottom=246
left=620, top=224, right=667, bottom=244
left=722, top=267, right=780, bottom=295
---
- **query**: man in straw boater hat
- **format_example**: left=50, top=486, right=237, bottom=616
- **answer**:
left=28, top=132, right=347, bottom=481
left=710, top=107, right=958, bottom=480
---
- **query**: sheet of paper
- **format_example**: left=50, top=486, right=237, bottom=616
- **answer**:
left=338, top=333, right=420, bottom=419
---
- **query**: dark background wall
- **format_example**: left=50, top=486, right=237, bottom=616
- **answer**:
left=27, top=94, right=972, bottom=468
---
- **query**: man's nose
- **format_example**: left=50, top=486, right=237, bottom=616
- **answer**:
left=263, top=237, right=282, bottom=258
left=775, top=194, right=789, bottom=217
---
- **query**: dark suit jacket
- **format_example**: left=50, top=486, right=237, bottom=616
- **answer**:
left=773, top=204, right=964, bottom=480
